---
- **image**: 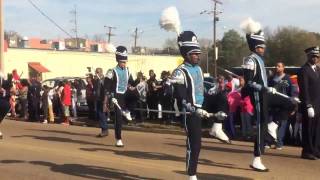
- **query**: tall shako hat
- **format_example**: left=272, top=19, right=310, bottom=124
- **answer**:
left=115, top=46, right=128, bottom=62
left=177, top=31, right=201, bottom=58
left=240, top=18, right=265, bottom=52
left=305, top=46, right=320, bottom=57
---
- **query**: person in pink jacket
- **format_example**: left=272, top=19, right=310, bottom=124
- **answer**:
left=238, top=76, right=254, bottom=140
left=227, top=88, right=241, bottom=138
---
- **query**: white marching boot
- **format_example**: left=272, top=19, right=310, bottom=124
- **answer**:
left=115, top=139, right=124, bottom=147
left=268, top=121, right=278, bottom=140
left=250, top=156, right=269, bottom=172
left=188, top=175, right=197, bottom=180
left=209, top=123, right=231, bottom=144
left=122, top=110, right=132, bottom=121
left=0, top=130, right=3, bottom=139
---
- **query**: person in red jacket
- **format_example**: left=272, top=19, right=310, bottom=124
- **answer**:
left=61, top=80, right=71, bottom=125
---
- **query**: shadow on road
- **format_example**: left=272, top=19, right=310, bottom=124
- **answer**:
left=11, top=135, right=113, bottom=147
left=174, top=170, right=254, bottom=180
left=0, top=159, right=159, bottom=180
left=165, top=143, right=300, bottom=159
left=79, top=147, right=252, bottom=171
left=165, top=137, right=254, bottom=148
left=25, top=129, right=97, bottom=137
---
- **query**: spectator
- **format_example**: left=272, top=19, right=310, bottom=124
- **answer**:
left=51, top=81, right=62, bottom=118
left=159, top=71, right=174, bottom=124
left=47, top=86, right=55, bottom=123
left=267, top=62, right=294, bottom=150
left=41, top=85, right=50, bottom=124
left=134, top=74, right=148, bottom=123
left=226, top=82, right=241, bottom=138
left=71, top=81, right=78, bottom=118
left=93, top=68, right=109, bottom=137
left=226, top=75, right=240, bottom=92
left=86, top=74, right=95, bottom=120
left=61, top=80, right=72, bottom=125
left=147, top=69, right=160, bottom=120
left=28, top=77, right=41, bottom=122
left=18, top=79, right=29, bottom=120
left=239, top=77, right=254, bottom=140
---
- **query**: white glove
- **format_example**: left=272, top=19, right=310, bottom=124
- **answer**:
left=290, top=97, right=301, bottom=104
left=196, top=108, right=210, bottom=118
left=208, top=86, right=218, bottom=95
left=111, top=98, right=118, bottom=104
left=182, top=100, right=195, bottom=112
left=308, top=107, right=315, bottom=118
left=215, top=111, right=228, bottom=121
left=267, top=87, right=277, bottom=94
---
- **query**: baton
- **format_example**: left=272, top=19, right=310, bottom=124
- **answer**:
left=134, top=108, right=227, bottom=118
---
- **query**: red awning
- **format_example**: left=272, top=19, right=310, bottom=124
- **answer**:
left=28, top=62, right=50, bottom=73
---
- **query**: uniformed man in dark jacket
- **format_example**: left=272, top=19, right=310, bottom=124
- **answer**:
left=298, top=46, right=320, bottom=160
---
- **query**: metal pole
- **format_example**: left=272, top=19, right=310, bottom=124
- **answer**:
left=0, top=0, right=4, bottom=74
left=107, top=27, right=111, bottom=43
left=213, top=1, right=217, bottom=78
left=134, top=27, right=138, bottom=49
left=104, top=26, right=116, bottom=44
left=206, top=50, right=209, bottom=73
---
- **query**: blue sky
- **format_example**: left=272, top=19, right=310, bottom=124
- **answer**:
left=4, top=0, right=320, bottom=48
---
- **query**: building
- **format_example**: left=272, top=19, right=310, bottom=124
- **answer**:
left=3, top=48, right=182, bottom=80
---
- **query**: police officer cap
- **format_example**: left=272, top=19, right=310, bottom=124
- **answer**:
left=305, top=46, right=319, bottom=57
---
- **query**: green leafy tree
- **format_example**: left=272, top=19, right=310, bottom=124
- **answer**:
left=266, top=26, right=320, bottom=66
left=218, top=29, right=249, bottom=69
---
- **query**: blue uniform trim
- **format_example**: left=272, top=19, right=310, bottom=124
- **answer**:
left=251, top=53, right=268, bottom=87
left=114, top=66, right=129, bottom=94
left=181, top=63, right=204, bottom=107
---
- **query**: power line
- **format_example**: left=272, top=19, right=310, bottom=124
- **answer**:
left=27, top=0, right=73, bottom=38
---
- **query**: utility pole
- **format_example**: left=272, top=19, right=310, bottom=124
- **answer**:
left=200, top=0, right=222, bottom=78
left=132, top=27, right=143, bottom=50
left=0, top=0, right=4, bottom=74
left=70, top=5, right=79, bottom=48
left=134, top=27, right=138, bottom=49
left=104, top=26, right=116, bottom=43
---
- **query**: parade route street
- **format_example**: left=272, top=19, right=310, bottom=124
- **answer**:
left=0, top=120, right=319, bottom=180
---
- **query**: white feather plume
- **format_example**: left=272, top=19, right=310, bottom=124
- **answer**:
left=106, top=43, right=116, bottom=53
left=240, top=17, right=261, bottom=34
left=159, top=6, right=181, bottom=34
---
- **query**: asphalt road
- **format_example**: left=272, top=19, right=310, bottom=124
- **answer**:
left=0, top=120, right=319, bottom=180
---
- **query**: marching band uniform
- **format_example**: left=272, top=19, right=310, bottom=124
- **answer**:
left=172, top=31, right=209, bottom=180
left=298, top=46, right=320, bottom=160
left=205, top=77, right=231, bottom=143
left=241, top=20, right=276, bottom=172
left=105, top=46, right=134, bottom=147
